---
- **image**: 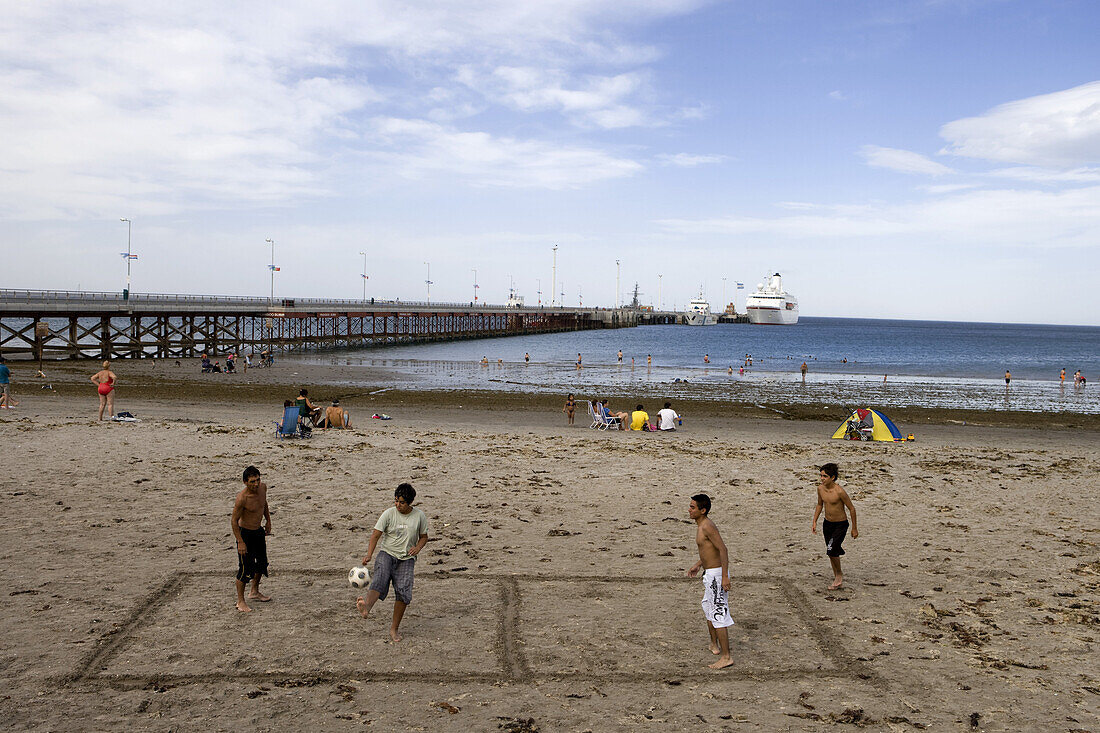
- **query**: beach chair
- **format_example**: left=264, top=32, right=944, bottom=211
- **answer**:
left=585, top=401, right=600, bottom=429
left=592, top=403, right=621, bottom=431
left=275, top=405, right=310, bottom=439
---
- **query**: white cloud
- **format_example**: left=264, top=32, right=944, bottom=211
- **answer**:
left=0, top=1, right=702, bottom=218
left=657, top=153, right=727, bottom=167
left=988, top=166, right=1100, bottom=183
left=828, top=90, right=847, bottom=101
left=364, top=117, right=644, bottom=188
left=656, top=186, right=1100, bottom=249
left=919, top=183, right=980, bottom=194
left=860, top=145, right=955, bottom=176
left=939, top=81, right=1100, bottom=167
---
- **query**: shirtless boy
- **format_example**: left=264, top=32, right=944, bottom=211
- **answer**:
left=812, top=462, right=858, bottom=589
left=687, top=493, right=734, bottom=669
left=232, top=466, right=272, bottom=612
left=356, top=483, right=429, bottom=642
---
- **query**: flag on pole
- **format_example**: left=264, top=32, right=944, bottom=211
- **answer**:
left=361, top=274, right=369, bottom=279
left=269, top=265, right=280, bottom=271
left=735, top=282, right=744, bottom=289
left=120, top=253, right=138, bottom=259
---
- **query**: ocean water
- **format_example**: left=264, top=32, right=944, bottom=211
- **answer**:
left=299, top=317, right=1100, bottom=415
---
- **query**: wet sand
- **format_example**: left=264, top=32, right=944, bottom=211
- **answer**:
left=0, top=360, right=1097, bottom=730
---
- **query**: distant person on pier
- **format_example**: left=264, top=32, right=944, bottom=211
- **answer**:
left=90, top=360, right=116, bottom=420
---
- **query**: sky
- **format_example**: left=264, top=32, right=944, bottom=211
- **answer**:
left=1, top=0, right=1098, bottom=325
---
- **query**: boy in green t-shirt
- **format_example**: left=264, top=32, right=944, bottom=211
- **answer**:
left=356, top=483, right=429, bottom=641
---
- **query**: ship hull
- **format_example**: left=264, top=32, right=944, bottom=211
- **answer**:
left=746, top=304, right=799, bottom=325
left=685, top=312, right=719, bottom=326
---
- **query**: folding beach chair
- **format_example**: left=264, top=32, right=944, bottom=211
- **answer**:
left=585, top=401, right=600, bottom=429
left=275, top=405, right=310, bottom=439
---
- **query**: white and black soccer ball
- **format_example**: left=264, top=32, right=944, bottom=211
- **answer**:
left=348, top=566, right=371, bottom=588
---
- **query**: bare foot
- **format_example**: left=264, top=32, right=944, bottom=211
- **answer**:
left=236, top=601, right=252, bottom=613
left=389, top=629, right=403, bottom=642
left=708, top=656, right=734, bottom=670
left=356, top=597, right=370, bottom=618
left=829, top=578, right=843, bottom=590
left=248, top=592, right=271, bottom=602
left=708, top=642, right=721, bottom=656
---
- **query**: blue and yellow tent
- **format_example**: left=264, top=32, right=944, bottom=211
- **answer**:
left=832, top=408, right=907, bottom=442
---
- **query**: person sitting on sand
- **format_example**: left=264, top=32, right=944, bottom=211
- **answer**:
left=602, top=399, right=629, bottom=430
left=294, top=389, right=323, bottom=426
left=657, top=402, right=680, bottom=431
left=232, top=465, right=272, bottom=613
left=356, top=483, right=429, bottom=642
left=319, top=399, right=351, bottom=429
left=687, top=493, right=734, bottom=669
left=630, top=404, right=650, bottom=431
left=811, top=463, right=858, bottom=590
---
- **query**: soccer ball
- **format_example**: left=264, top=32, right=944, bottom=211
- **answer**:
left=348, top=566, right=371, bottom=588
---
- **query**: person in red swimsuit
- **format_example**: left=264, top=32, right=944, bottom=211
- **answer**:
left=90, top=360, right=117, bottom=421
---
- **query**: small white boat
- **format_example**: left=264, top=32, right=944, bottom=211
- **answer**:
left=685, top=296, right=719, bottom=326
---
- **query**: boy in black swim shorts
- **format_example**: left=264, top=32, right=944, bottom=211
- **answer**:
left=811, top=463, right=858, bottom=590
left=232, top=466, right=272, bottom=612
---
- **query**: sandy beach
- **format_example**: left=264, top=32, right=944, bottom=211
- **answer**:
left=1, top=361, right=1098, bottom=731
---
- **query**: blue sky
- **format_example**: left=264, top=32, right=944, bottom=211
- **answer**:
left=1, top=0, right=1098, bottom=324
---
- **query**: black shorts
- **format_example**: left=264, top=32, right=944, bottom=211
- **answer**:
left=823, top=519, right=848, bottom=557
left=236, top=526, right=268, bottom=582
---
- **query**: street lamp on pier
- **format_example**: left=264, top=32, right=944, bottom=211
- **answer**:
left=615, top=260, right=621, bottom=309
left=657, top=274, right=663, bottom=311
left=551, top=244, right=558, bottom=307
left=424, top=262, right=432, bottom=304
left=472, top=269, right=479, bottom=304
left=265, top=238, right=276, bottom=306
left=359, top=251, right=368, bottom=302
left=119, top=218, right=134, bottom=300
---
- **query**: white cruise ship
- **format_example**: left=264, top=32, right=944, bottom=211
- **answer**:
left=685, top=296, right=719, bottom=326
left=746, top=273, right=799, bottom=325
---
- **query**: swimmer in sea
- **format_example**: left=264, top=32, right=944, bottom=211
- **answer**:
left=90, top=360, right=116, bottom=421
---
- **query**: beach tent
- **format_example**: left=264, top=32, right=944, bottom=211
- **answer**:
left=831, top=409, right=907, bottom=442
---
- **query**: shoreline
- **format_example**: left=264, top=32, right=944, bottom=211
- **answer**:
left=8, top=359, right=1100, bottom=432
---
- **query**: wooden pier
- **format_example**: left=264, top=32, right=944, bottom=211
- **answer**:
left=0, top=290, right=645, bottom=361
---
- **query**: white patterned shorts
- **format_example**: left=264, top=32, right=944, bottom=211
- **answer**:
left=701, top=567, right=734, bottom=628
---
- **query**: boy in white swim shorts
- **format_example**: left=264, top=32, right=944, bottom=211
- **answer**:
left=687, top=493, right=734, bottom=669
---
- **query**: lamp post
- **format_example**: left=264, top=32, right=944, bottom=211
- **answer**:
left=424, top=262, right=432, bottom=304
left=722, top=277, right=727, bottom=313
left=615, top=259, right=621, bottom=309
left=551, top=244, right=558, bottom=307
left=265, top=238, right=276, bottom=305
left=119, top=218, right=133, bottom=300
left=658, top=274, right=662, bottom=311
left=472, top=269, right=478, bottom=304
left=536, top=278, right=541, bottom=307
left=359, top=251, right=368, bottom=302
